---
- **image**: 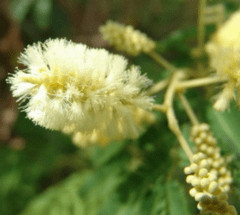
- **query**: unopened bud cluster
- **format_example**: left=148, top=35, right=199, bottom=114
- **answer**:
left=100, top=20, right=156, bottom=56
left=190, top=123, right=233, bottom=192
left=184, top=123, right=235, bottom=214
left=199, top=193, right=237, bottom=215
left=184, top=152, right=222, bottom=201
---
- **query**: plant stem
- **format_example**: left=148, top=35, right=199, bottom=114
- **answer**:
left=198, top=0, right=207, bottom=53
left=152, top=104, right=167, bottom=113
left=163, top=72, right=182, bottom=108
left=178, top=93, right=199, bottom=125
left=147, top=78, right=169, bottom=95
left=148, top=51, right=177, bottom=73
left=164, top=71, right=194, bottom=163
left=176, top=76, right=227, bottom=90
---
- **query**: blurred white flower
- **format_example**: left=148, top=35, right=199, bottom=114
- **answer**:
left=100, top=20, right=156, bottom=56
left=7, top=38, right=154, bottom=141
left=205, top=10, right=240, bottom=111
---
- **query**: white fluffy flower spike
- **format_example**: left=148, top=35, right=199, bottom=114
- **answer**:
left=205, top=10, right=240, bottom=111
left=7, top=38, right=154, bottom=140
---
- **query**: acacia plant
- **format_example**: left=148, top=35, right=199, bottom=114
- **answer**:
left=7, top=0, right=240, bottom=214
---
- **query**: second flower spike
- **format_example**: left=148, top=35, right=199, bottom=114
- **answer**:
left=100, top=20, right=156, bottom=56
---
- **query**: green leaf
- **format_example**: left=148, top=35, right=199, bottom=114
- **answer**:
left=18, top=141, right=174, bottom=215
left=10, top=0, right=35, bottom=23
left=149, top=177, right=167, bottom=215
left=0, top=111, right=78, bottom=215
left=89, top=140, right=126, bottom=167
left=207, top=105, right=240, bottom=156
left=33, top=0, right=52, bottom=29
left=20, top=155, right=128, bottom=215
left=20, top=172, right=90, bottom=215
left=166, top=180, right=190, bottom=215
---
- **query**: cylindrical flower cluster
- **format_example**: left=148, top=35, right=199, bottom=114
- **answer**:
left=184, top=123, right=235, bottom=214
left=199, top=194, right=237, bottom=215
left=100, top=20, right=156, bottom=56
left=190, top=123, right=233, bottom=192
left=184, top=152, right=223, bottom=201
left=7, top=38, right=154, bottom=146
left=184, top=152, right=236, bottom=214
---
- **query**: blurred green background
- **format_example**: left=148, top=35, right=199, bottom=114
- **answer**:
left=0, top=0, right=240, bottom=215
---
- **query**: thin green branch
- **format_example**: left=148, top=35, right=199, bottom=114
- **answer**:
left=152, top=104, right=167, bottom=113
left=147, top=78, right=169, bottom=95
left=164, top=71, right=194, bottom=163
left=198, top=0, right=207, bottom=53
left=178, top=93, right=199, bottom=125
left=176, top=76, right=227, bottom=90
left=148, top=51, right=177, bottom=73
